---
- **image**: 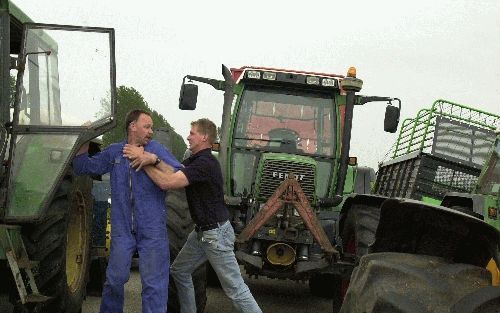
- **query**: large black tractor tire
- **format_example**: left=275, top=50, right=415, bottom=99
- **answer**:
left=339, top=252, right=495, bottom=313
left=341, top=203, right=380, bottom=259
left=166, top=188, right=207, bottom=313
left=309, top=203, right=380, bottom=308
left=329, top=203, right=381, bottom=313
left=4, top=172, right=93, bottom=313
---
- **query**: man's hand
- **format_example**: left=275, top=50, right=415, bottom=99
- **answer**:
left=123, top=144, right=156, bottom=171
left=77, top=142, right=90, bottom=156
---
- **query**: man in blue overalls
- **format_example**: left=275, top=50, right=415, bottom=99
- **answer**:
left=91, top=175, right=110, bottom=247
left=124, top=118, right=263, bottom=313
left=73, top=109, right=182, bottom=313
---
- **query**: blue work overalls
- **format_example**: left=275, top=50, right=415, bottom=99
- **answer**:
left=73, top=140, right=182, bottom=313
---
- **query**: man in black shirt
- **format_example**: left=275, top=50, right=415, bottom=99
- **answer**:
left=123, top=118, right=262, bottom=313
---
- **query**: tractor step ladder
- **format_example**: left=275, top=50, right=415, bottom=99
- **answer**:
left=0, top=225, right=51, bottom=304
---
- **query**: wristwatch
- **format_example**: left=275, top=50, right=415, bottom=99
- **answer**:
left=154, top=157, right=161, bottom=167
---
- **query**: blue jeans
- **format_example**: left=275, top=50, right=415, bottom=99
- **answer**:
left=171, top=221, right=262, bottom=313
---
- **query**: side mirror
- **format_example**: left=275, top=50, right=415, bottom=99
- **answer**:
left=384, top=99, right=401, bottom=133
left=179, top=82, right=198, bottom=110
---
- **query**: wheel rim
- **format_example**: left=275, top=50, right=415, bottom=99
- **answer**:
left=66, top=191, right=88, bottom=294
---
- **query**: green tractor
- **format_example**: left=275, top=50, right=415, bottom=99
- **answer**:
left=0, top=1, right=116, bottom=312
left=178, top=64, right=402, bottom=308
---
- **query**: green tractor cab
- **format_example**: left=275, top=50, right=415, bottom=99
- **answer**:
left=0, top=1, right=116, bottom=312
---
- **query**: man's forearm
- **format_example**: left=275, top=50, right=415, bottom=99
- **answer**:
left=156, top=161, right=174, bottom=174
left=143, top=162, right=189, bottom=190
left=143, top=165, right=170, bottom=189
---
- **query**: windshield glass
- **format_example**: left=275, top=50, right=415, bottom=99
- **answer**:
left=233, top=88, right=336, bottom=157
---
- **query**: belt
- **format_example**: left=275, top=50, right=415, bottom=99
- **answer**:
left=194, top=220, right=228, bottom=232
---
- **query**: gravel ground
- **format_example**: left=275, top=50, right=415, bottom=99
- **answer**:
left=82, top=267, right=331, bottom=313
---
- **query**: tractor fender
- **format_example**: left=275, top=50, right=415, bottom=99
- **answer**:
left=441, top=192, right=485, bottom=218
left=338, top=193, right=388, bottom=237
left=371, top=198, right=500, bottom=268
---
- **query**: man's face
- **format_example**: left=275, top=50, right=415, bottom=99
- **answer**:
left=130, top=113, right=153, bottom=146
left=187, top=125, right=208, bottom=153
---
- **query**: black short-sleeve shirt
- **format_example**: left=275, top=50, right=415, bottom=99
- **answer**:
left=180, top=148, right=229, bottom=226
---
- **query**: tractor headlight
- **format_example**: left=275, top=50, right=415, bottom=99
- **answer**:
left=262, top=72, right=276, bottom=80
left=246, top=70, right=261, bottom=79
left=306, top=76, right=320, bottom=85
left=321, top=78, right=336, bottom=87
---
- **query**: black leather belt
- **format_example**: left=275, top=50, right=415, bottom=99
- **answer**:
left=195, top=220, right=228, bottom=232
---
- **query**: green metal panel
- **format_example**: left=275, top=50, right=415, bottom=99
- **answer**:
left=0, top=225, right=23, bottom=260
left=0, top=0, right=7, bottom=11
left=7, top=1, right=34, bottom=24
left=6, top=134, right=78, bottom=218
left=225, top=83, right=243, bottom=195
left=421, top=196, right=442, bottom=205
left=483, top=194, right=500, bottom=231
left=342, top=165, right=355, bottom=195
left=254, top=152, right=317, bottom=201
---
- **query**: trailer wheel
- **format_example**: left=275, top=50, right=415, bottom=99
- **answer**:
left=8, top=172, right=93, bottom=313
left=167, top=188, right=207, bottom=313
left=340, top=252, right=494, bottom=313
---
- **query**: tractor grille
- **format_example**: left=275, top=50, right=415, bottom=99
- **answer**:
left=258, top=160, right=316, bottom=202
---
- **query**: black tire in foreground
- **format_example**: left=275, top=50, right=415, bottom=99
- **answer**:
left=340, top=252, right=495, bottom=313
left=3, top=172, right=93, bottom=313
left=166, top=188, right=207, bottom=313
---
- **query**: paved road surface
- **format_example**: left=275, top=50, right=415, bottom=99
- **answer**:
left=82, top=268, right=331, bottom=313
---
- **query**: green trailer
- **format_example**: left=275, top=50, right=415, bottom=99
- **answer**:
left=375, top=99, right=499, bottom=204
left=374, top=99, right=500, bottom=285
left=0, top=1, right=116, bottom=312
left=342, top=100, right=500, bottom=313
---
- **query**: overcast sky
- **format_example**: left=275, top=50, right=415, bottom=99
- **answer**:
left=13, top=0, right=500, bottom=169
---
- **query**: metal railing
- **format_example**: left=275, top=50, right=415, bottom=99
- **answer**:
left=386, top=99, right=500, bottom=160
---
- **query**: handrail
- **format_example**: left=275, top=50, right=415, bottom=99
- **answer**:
left=387, top=99, right=500, bottom=160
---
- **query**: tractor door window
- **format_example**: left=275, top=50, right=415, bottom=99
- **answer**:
left=233, top=88, right=335, bottom=157
left=18, top=28, right=112, bottom=126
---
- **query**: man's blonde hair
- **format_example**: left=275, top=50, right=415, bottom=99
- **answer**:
left=191, top=118, right=217, bottom=144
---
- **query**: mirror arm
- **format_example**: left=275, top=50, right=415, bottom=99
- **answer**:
left=185, top=75, right=225, bottom=91
left=358, top=96, right=400, bottom=107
